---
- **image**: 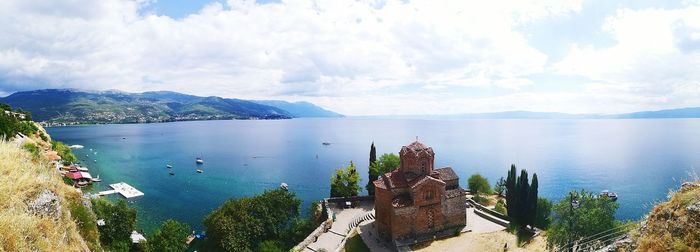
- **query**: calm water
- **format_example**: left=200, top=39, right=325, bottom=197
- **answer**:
left=47, top=118, right=700, bottom=233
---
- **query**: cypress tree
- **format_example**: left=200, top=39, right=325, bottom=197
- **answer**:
left=528, top=173, right=539, bottom=229
left=366, top=142, right=378, bottom=195
left=516, top=169, right=529, bottom=229
left=369, top=142, right=376, bottom=165
left=505, top=164, right=517, bottom=221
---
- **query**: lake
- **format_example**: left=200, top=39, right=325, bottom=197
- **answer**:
left=46, top=118, right=700, bottom=233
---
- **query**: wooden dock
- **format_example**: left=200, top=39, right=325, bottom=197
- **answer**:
left=98, top=182, right=144, bottom=198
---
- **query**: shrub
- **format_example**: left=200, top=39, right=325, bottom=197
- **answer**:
left=69, top=201, right=101, bottom=251
left=468, top=173, right=492, bottom=195
left=21, top=143, right=41, bottom=158
left=494, top=199, right=507, bottom=215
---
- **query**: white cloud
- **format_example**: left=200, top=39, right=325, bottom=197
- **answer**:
left=554, top=5, right=700, bottom=112
left=6, top=0, right=697, bottom=115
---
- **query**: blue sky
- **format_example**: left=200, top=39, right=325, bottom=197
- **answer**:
left=0, top=0, right=699, bottom=115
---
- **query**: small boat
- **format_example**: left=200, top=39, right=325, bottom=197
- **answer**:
left=322, top=142, right=331, bottom=146
left=166, top=165, right=173, bottom=168
left=77, top=166, right=89, bottom=172
left=196, top=157, right=204, bottom=164
left=169, top=172, right=175, bottom=176
left=69, top=145, right=84, bottom=149
left=280, top=183, right=289, bottom=191
left=600, top=190, right=618, bottom=201
left=92, top=175, right=102, bottom=182
left=196, top=169, right=203, bottom=173
left=76, top=181, right=89, bottom=187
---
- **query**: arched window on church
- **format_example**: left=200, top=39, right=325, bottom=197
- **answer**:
left=425, top=189, right=433, bottom=200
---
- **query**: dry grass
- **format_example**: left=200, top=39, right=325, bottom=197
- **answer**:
left=634, top=180, right=700, bottom=252
left=0, top=139, right=95, bottom=251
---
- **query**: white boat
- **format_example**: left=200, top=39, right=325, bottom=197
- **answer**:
left=600, top=190, right=618, bottom=201
left=77, top=166, right=89, bottom=172
left=69, top=145, right=84, bottom=149
left=92, top=175, right=102, bottom=182
left=166, top=164, right=173, bottom=168
left=280, top=183, right=289, bottom=191
left=196, top=157, right=204, bottom=164
left=196, top=169, right=203, bottom=173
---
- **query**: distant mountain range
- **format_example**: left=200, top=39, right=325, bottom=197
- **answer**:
left=0, top=89, right=343, bottom=124
left=382, top=108, right=700, bottom=119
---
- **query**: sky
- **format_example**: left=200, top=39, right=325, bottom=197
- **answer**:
left=1, top=0, right=699, bottom=116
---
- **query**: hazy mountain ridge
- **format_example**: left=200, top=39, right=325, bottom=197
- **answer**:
left=0, top=89, right=342, bottom=124
left=254, top=100, right=344, bottom=118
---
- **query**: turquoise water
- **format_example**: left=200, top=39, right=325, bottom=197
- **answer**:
left=47, top=118, right=700, bottom=233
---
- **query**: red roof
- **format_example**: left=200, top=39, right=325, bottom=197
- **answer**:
left=65, top=171, right=82, bottom=180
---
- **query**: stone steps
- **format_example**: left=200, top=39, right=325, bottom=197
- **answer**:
left=347, top=210, right=376, bottom=232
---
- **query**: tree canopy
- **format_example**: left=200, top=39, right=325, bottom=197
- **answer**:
left=505, top=165, right=540, bottom=231
left=365, top=153, right=400, bottom=194
left=203, top=189, right=308, bottom=252
left=331, top=161, right=361, bottom=197
left=92, top=199, right=137, bottom=250
left=547, top=189, right=621, bottom=250
left=467, top=173, right=492, bottom=195
left=144, top=219, right=190, bottom=252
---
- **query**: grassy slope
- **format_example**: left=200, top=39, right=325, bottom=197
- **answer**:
left=633, top=180, right=700, bottom=251
left=0, top=123, right=101, bottom=251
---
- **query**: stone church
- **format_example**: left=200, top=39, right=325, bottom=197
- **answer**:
left=374, top=140, right=467, bottom=241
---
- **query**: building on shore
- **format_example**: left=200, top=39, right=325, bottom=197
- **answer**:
left=373, top=140, right=466, bottom=241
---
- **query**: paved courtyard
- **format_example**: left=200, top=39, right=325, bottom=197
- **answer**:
left=465, top=207, right=507, bottom=233
left=306, top=200, right=374, bottom=251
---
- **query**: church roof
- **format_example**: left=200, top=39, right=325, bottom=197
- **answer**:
left=409, top=174, right=446, bottom=189
left=434, top=167, right=459, bottom=181
left=401, top=140, right=434, bottom=156
left=374, top=169, right=408, bottom=190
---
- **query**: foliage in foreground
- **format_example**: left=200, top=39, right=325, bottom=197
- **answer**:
left=547, top=189, right=622, bottom=250
left=92, top=198, right=137, bottom=250
left=331, top=161, right=361, bottom=197
left=366, top=152, right=400, bottom=195
left=143, top=219, right=191, bottom=252
left=203, top=189, right=322, bottom=252
left=534, top=197, right=553, bottom=230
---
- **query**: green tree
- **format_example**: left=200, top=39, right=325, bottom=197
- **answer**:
left=369, top=142, right=376, bottom=166
left=0, top=102, right=10, bottom=111
left=467, top=173, right=492, bottom=195
left=526, top=173, right=539, bottom=228
left=494, top=176, right=506, bottom=196
left=92, top=199, right=137, bottom=249
left=52, top=140, right=77, bottom=165
left=366, top=153, right=400, bottom=194
left=145, top=219, right=190, bottom=252
left=534, top=197, right=553, bottom=230
left=203, top=189, right=302, bottom=252
left=331, top=161, right=361, bottom=197
left=547, top=190, right=621, bottom=250
left=366, top=142, right=378, bottom=195
left=504, top=165, right=539, bottom=232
